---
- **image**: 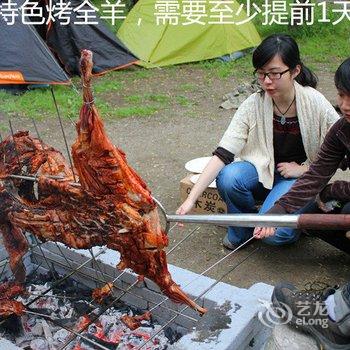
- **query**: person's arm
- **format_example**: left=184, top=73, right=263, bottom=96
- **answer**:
left=177, top=95, right=254, bottom=215
left=319, top=180, right=350, bottom=203
left=177, top=155, right=225, bottom=215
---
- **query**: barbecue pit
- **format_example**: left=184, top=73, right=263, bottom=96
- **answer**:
left=0, top=50, right=275, bottom=350
left=0, top=228, right=273, bottom=350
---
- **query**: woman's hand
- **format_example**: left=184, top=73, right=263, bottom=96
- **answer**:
left=276, top=162, right=308, bottom=178
left=253, top=226, right=276, bottom=239
left=176, top=198, right=195, bottom=215
left=176, top=198, right=195, bottom=227
left=315, top=193, right=341, bottom=213
left=175, top=155, right=225, bottom=224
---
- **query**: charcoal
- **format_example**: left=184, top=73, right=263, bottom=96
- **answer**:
left=83, top=334, right=119, bottom=350
left=0, top=314, right=22, bottom=336
left=164, top=327, right=182, bottom=344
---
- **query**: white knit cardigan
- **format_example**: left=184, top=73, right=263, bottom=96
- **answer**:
left=218, top=81, right=340, bottom=189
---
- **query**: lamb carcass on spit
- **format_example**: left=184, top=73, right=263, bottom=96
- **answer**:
left=0, top=50, right=207, bottom=315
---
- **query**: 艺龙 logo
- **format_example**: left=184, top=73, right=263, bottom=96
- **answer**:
left=257, top=299, right=293, bottom=328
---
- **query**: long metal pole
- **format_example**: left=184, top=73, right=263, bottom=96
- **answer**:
left=167, top=213, right=350, bottom=230
left=167, top=213, right=299, bottom=227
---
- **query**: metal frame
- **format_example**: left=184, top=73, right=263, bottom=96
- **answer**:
left=0, top=224, right=259, bottom=350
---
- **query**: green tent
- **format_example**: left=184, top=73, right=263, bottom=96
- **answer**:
left=117, top=0, right=261, bottom=67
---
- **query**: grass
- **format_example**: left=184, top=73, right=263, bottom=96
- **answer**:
left=179, top=83, right=196, bottom=92
left=125, top=93, right=171, bottom=105
left=0, top=122, right=8, bottom=132
left=176, top=95, right=197, bottom=107
left=0, top=84, right=127, bottom=120
left=0, top=87, right=80, bottom=120
left=113, top=106, right=158, bottom=118
left=0, top=86, right=120, bottom=120
left=93, top=79, right=123, bottom=93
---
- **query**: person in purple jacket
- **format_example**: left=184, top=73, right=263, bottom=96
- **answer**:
left=254, top=58, right=350, bottom=350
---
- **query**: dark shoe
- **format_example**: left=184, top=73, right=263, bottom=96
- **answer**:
left=272, top=282, right=350, bottom=350
left=222, top=233, right=252, bottom=250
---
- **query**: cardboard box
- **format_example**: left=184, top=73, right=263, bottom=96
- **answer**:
left=180, top=174, right=227, bottom=214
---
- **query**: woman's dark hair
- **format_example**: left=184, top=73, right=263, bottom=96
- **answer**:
left=335, top=57, right=350, bottom=94
left=252, top=34, right=318, bottom=88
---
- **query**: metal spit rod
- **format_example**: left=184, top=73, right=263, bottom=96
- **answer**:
left=25, top=310, right=112, bottom=350
left=50, top=87, right=77, bottom=183
left=29, top=241, right=198, bottom=322
left=166, top=213, right=350, bottom=230
left=7, top=174, right=81, bottom=188
left=7, top=174, right=349, bottom=230
left=153, top=196, right=350, bottom=231
left=167, top=213, right=299, bottom=227
left=168, top=212, right=350, bottom=230
left=25, top=248, right=106, bottom=308
left=147, top=234, right=256, bottom=315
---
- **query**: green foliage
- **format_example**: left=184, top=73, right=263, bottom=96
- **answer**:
left=0, top=87, right=80, bottom=120
left=147, top=94, right=171, bottom=103
left=0, top=119, right=8, bottom=132
left=252, top=1, right=349, bottom=66
left=125, top=95, right=143, bottom=103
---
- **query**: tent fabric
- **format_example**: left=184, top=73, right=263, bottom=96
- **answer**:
left=0, top=0, right=138, bottom=85
left=117, top=0, right=261, bottom=68
left=45, top=0, right=138, bottom=75
left=0, top=13, right=70, bottom=85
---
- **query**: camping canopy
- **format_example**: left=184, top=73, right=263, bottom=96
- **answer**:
left=117, top=0, right=261, bottom=67
left=0, top=13, right=69, bottom=84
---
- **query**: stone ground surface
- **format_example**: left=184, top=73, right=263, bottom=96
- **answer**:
left=0, top=64, right=349, bottom=293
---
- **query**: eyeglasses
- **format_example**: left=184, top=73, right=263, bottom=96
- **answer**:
left=254, top=68, right=290, bottom=81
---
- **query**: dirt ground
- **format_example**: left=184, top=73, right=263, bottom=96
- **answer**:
left=1, top=65, right=349, bottom=291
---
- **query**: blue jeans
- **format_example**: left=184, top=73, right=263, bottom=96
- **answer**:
left=216, top=161, right=299, bottom=245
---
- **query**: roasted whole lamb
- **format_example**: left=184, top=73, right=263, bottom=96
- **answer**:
left=0, top=281, right=25, bottom=317
left=0, top=50, right=206, bottom=315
